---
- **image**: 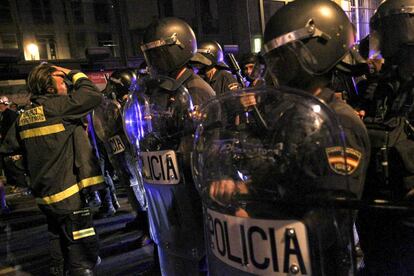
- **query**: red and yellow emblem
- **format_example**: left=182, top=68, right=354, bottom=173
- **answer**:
left=325, top=147, right=362, bottom=175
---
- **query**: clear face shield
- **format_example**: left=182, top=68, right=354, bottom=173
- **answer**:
left=192, top=87, right=360, bottom=275
left=263, top=19, right=333, bottom=88
left=92, top=98, right=123, bottom=143
left=123, top=75, right=197, bottom=154
left=141, top=33, right=186, bottom=75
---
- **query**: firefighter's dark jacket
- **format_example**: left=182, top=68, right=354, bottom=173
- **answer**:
left=0, top=71, right=105, bottom=213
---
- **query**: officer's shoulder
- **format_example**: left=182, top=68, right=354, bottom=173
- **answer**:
left=186, top=73, right=216, bottom=96
left=320, top=89, right=366, bottom=130
left=218, top=69, right=236, bottom=80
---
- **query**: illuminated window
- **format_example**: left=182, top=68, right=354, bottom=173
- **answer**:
left=253, top=37, right=262, bottom=53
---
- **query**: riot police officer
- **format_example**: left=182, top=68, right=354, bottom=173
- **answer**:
left=136, top=17, right=215, bottom=275
left=194, top=0, right=370, bottom=274
left=356, top=0, right=414, bottom=274
left=191, top=41, right=240, bottom=95
left=240, top=53, right=265, bottom=88
left=93, top=69, right=149, bottom=232
left=262, top=0, right=370, bottom=164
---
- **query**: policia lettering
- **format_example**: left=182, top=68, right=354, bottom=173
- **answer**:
left=206, top=209, right=311, bottom=275
left=140, top=150, right=180, bottom=185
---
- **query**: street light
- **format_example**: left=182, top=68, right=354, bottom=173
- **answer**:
left=27, top=43, right=38, bottom=60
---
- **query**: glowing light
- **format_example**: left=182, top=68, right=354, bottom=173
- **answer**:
left=312, top=105, right=321, bottom=113
left=27, top=43, right=39, bottom=60
left=253, top=37, right=262, bottom=53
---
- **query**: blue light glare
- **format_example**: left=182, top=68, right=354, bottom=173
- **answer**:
left=124, top=93, right=152, bottom=151
left=237, top=170, right=248, bottom=182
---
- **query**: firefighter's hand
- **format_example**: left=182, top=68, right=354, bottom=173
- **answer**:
left=240, top=93, right=256, bottom=108
left=209, top=179, right=249, bottom=206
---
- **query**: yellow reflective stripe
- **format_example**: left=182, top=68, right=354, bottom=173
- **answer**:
left=72, top=72, right=88, bottom=84
left=73, top=227, right=96, bottom=240
left=20, top=123, right=65, bottom=139
left=78, top=175, right=104, bottom=189
left=36, top=175, right=104, bottom=205
left=0, top=267, right=16, bottom=274
left=36, top=184, right=80, bottom=205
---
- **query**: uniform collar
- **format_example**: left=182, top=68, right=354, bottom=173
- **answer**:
left=159, top=68, right=193, bottom=91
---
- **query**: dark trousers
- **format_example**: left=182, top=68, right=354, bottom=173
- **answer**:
left=357, top=210, right=414, bottom=276
left=43, top=208, right=100, bottom=276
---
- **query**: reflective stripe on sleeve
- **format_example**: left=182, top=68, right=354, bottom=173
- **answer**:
left=72, top=72, right=89, bottom=84
left=20, top=123, right=65, bottom=139
left=35, top=175, right=104, bottom=205
left=72, top=227, right=96, bottom=240
left=78, top=175, right=105, bottom=189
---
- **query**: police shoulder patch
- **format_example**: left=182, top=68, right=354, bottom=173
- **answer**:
left=228, top=82, right=239, bottom=91
left=325, top=146, right=362, bottom=175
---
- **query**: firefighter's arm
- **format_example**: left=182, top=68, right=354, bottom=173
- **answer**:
left=48, top=67, right=103, bottom=119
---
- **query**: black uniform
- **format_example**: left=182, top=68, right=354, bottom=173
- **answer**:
left=1, top=71, right=104, bottom=274
left=139, top=68, right=215, bottom=275
left=357, top=72, right=414, bottom=275
left=0, top=108, right=18, bottom=142
left=206, top=69, right=239, bottom=95
left=194, top=86, right=370, bottom=275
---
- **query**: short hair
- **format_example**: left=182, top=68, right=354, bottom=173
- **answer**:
left=27, top=63, right=57, bottom=95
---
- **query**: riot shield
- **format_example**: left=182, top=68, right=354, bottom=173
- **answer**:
left=192, top=87, right=360, bottom=275
left=92, top=97, right=147, bottom=211
left=123, top=75, right=205, bottom=275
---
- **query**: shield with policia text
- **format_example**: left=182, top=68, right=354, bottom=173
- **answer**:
left=92, top=97, right=147, bottom=211
left=123, top=75, right=205, bottom=275
left=192, top=86, right=362, bottom=275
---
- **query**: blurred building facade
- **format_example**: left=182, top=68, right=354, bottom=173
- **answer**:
left=0, top=0, right=381, bottom=62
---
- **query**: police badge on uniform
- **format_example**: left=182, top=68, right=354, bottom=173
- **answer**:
left=325, top=146, right=362, bottom=175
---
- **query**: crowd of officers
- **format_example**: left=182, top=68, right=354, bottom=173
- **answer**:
left=0, top=0, right=413, bottom=275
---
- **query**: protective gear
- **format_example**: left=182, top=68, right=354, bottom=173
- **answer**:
left=123, top=72, right=215, bottom=275
left=193, top=87, right=365, bottom=275
left=370, top=0, right=414, bottom=60
left=263, top=0, right=354, bottom=87
left=0, top=69, right=103, bottom=274
left=92, top=97, right=147, bottom=212
left=239, top=53, right=263, bottom=84
left=191, top=41, right=229, bottom=69
left=141, top=17, right=197, bottom=75
left=104, top=69, right=137, bottom=101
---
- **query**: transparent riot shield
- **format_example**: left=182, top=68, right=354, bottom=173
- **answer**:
left=123, top=76, right=205, bottom=276
left=192, top=87, right=361, bottom=276
left=92, top=97, right=147, bottom=211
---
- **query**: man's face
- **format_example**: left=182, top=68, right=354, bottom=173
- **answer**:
left=243, top=63, right=255, bottom=78
left=51, top=71, right=68, bottom=95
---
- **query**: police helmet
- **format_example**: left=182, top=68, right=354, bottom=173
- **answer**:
left=141, top=17, right=197, bottom=75
left=107, top=69, right=137, bottom=100
left=240, top=53, right=258, bottom=68
left=191, top=41, right=229, bottom=69
left=370, top=0, right=414, bottom=60
left=263, top=0, right=354, bottom=87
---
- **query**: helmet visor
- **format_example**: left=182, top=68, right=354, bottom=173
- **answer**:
left=143, top=46, right=179, bottom=75
left=264, top=41, right=324, bottom=86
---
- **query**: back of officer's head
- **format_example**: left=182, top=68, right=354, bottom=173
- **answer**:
left=263, top=0, right=353, bottom=91
left=27, top=63, right=57, bottom=96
